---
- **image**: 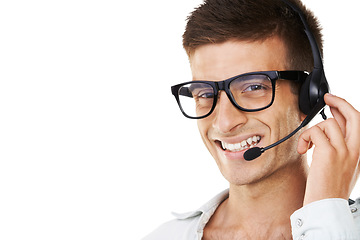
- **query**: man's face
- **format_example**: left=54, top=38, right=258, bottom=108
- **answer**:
left=190, top=38, right=306, bottom=186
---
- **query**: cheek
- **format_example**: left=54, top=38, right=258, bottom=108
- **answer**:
left=197, top=118, right=220, bottom=159
left=274, top=84, right=301, bottom=119
left=259, top=88, right=302, bottom=139
left=197, top=119, right=212, bottom=146
left=280, top=93, right=302, bottom=127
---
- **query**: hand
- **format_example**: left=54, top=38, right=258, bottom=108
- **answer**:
left=297, top=93, right=360, bottom=205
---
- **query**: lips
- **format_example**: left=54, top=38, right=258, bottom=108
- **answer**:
left=220, top=135, right=261, bottom=152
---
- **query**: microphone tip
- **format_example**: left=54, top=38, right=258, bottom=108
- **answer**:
left=244, top=147, right=263, bottom=161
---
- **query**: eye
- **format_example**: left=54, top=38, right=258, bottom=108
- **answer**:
left=198, top=92, right=214, bottom=98
left=242, top=84, right=268, bottom=92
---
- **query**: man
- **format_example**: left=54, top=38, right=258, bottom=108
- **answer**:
left=144, top=0, right=360, bottom=239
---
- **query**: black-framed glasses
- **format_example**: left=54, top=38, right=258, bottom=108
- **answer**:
left=171, top=70, right=308, bottom=119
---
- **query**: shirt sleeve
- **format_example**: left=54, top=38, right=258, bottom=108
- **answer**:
left=290, top=198, right=360, bottom=240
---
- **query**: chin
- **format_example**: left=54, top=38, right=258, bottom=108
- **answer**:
left=217, top=152, right=277, bottom=186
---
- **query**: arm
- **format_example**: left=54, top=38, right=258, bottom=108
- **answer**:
left=290, top=198, right=360, bottom=239
left=294, top=93, right=360, bottom=238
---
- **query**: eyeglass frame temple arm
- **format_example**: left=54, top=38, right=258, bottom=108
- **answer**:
left=278, top=71, right=309, bottom=82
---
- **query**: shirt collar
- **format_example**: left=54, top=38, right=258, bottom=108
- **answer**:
left=171, top=189, right=229, bottom=220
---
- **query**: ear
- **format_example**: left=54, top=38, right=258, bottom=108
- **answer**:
left=300, top=111, right=307, bottom=122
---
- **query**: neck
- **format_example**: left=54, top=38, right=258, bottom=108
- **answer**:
left=233, top=159, right=307, bottom=211
left=209, top=156, right=309, bottom=238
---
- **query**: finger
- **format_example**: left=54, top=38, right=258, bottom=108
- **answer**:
left=297, top=137, right=310, bottom=155
left=297, top=118, right=348, bottom=155
left=315, top=118, right=347, bottom=149
left=324, top=94, right=360, bottom=150
left=324, top=94, right=358, bottom=121
left=329, top=107, right=346, bottom=137
left=297, top=125, right=334, bottom=155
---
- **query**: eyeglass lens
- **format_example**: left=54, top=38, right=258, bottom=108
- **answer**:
left=177, top=74, right=273, bottom=118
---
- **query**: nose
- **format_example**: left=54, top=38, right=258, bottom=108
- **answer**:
left=212, top=91, right=248, bottom=133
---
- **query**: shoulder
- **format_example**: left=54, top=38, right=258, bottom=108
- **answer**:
left=142, top=189, right=229, bottom=240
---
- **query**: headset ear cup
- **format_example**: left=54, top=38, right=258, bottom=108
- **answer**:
left=299, top=74, right=312, bottom=115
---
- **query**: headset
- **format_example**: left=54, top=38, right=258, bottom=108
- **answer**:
left=285, top=0, right=330, bottom=116
left=243, top=0, right=330, bottom=161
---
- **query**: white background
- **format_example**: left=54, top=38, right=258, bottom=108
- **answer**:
left=0, top=0, right=359, bottom=239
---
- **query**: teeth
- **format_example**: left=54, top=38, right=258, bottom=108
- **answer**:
left=221, top=136, right=261, bottom=152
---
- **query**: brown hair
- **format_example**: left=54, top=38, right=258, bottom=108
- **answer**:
left=183, top=0, right=323, bottom=73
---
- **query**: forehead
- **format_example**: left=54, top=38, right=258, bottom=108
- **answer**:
left=189, top=37, right=289, bottom=81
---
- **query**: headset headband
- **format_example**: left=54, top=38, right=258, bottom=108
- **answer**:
left=281, top=0, right=323, bottom=69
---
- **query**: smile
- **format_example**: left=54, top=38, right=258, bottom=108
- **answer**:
left=220, top=136, right=261, bottom=152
